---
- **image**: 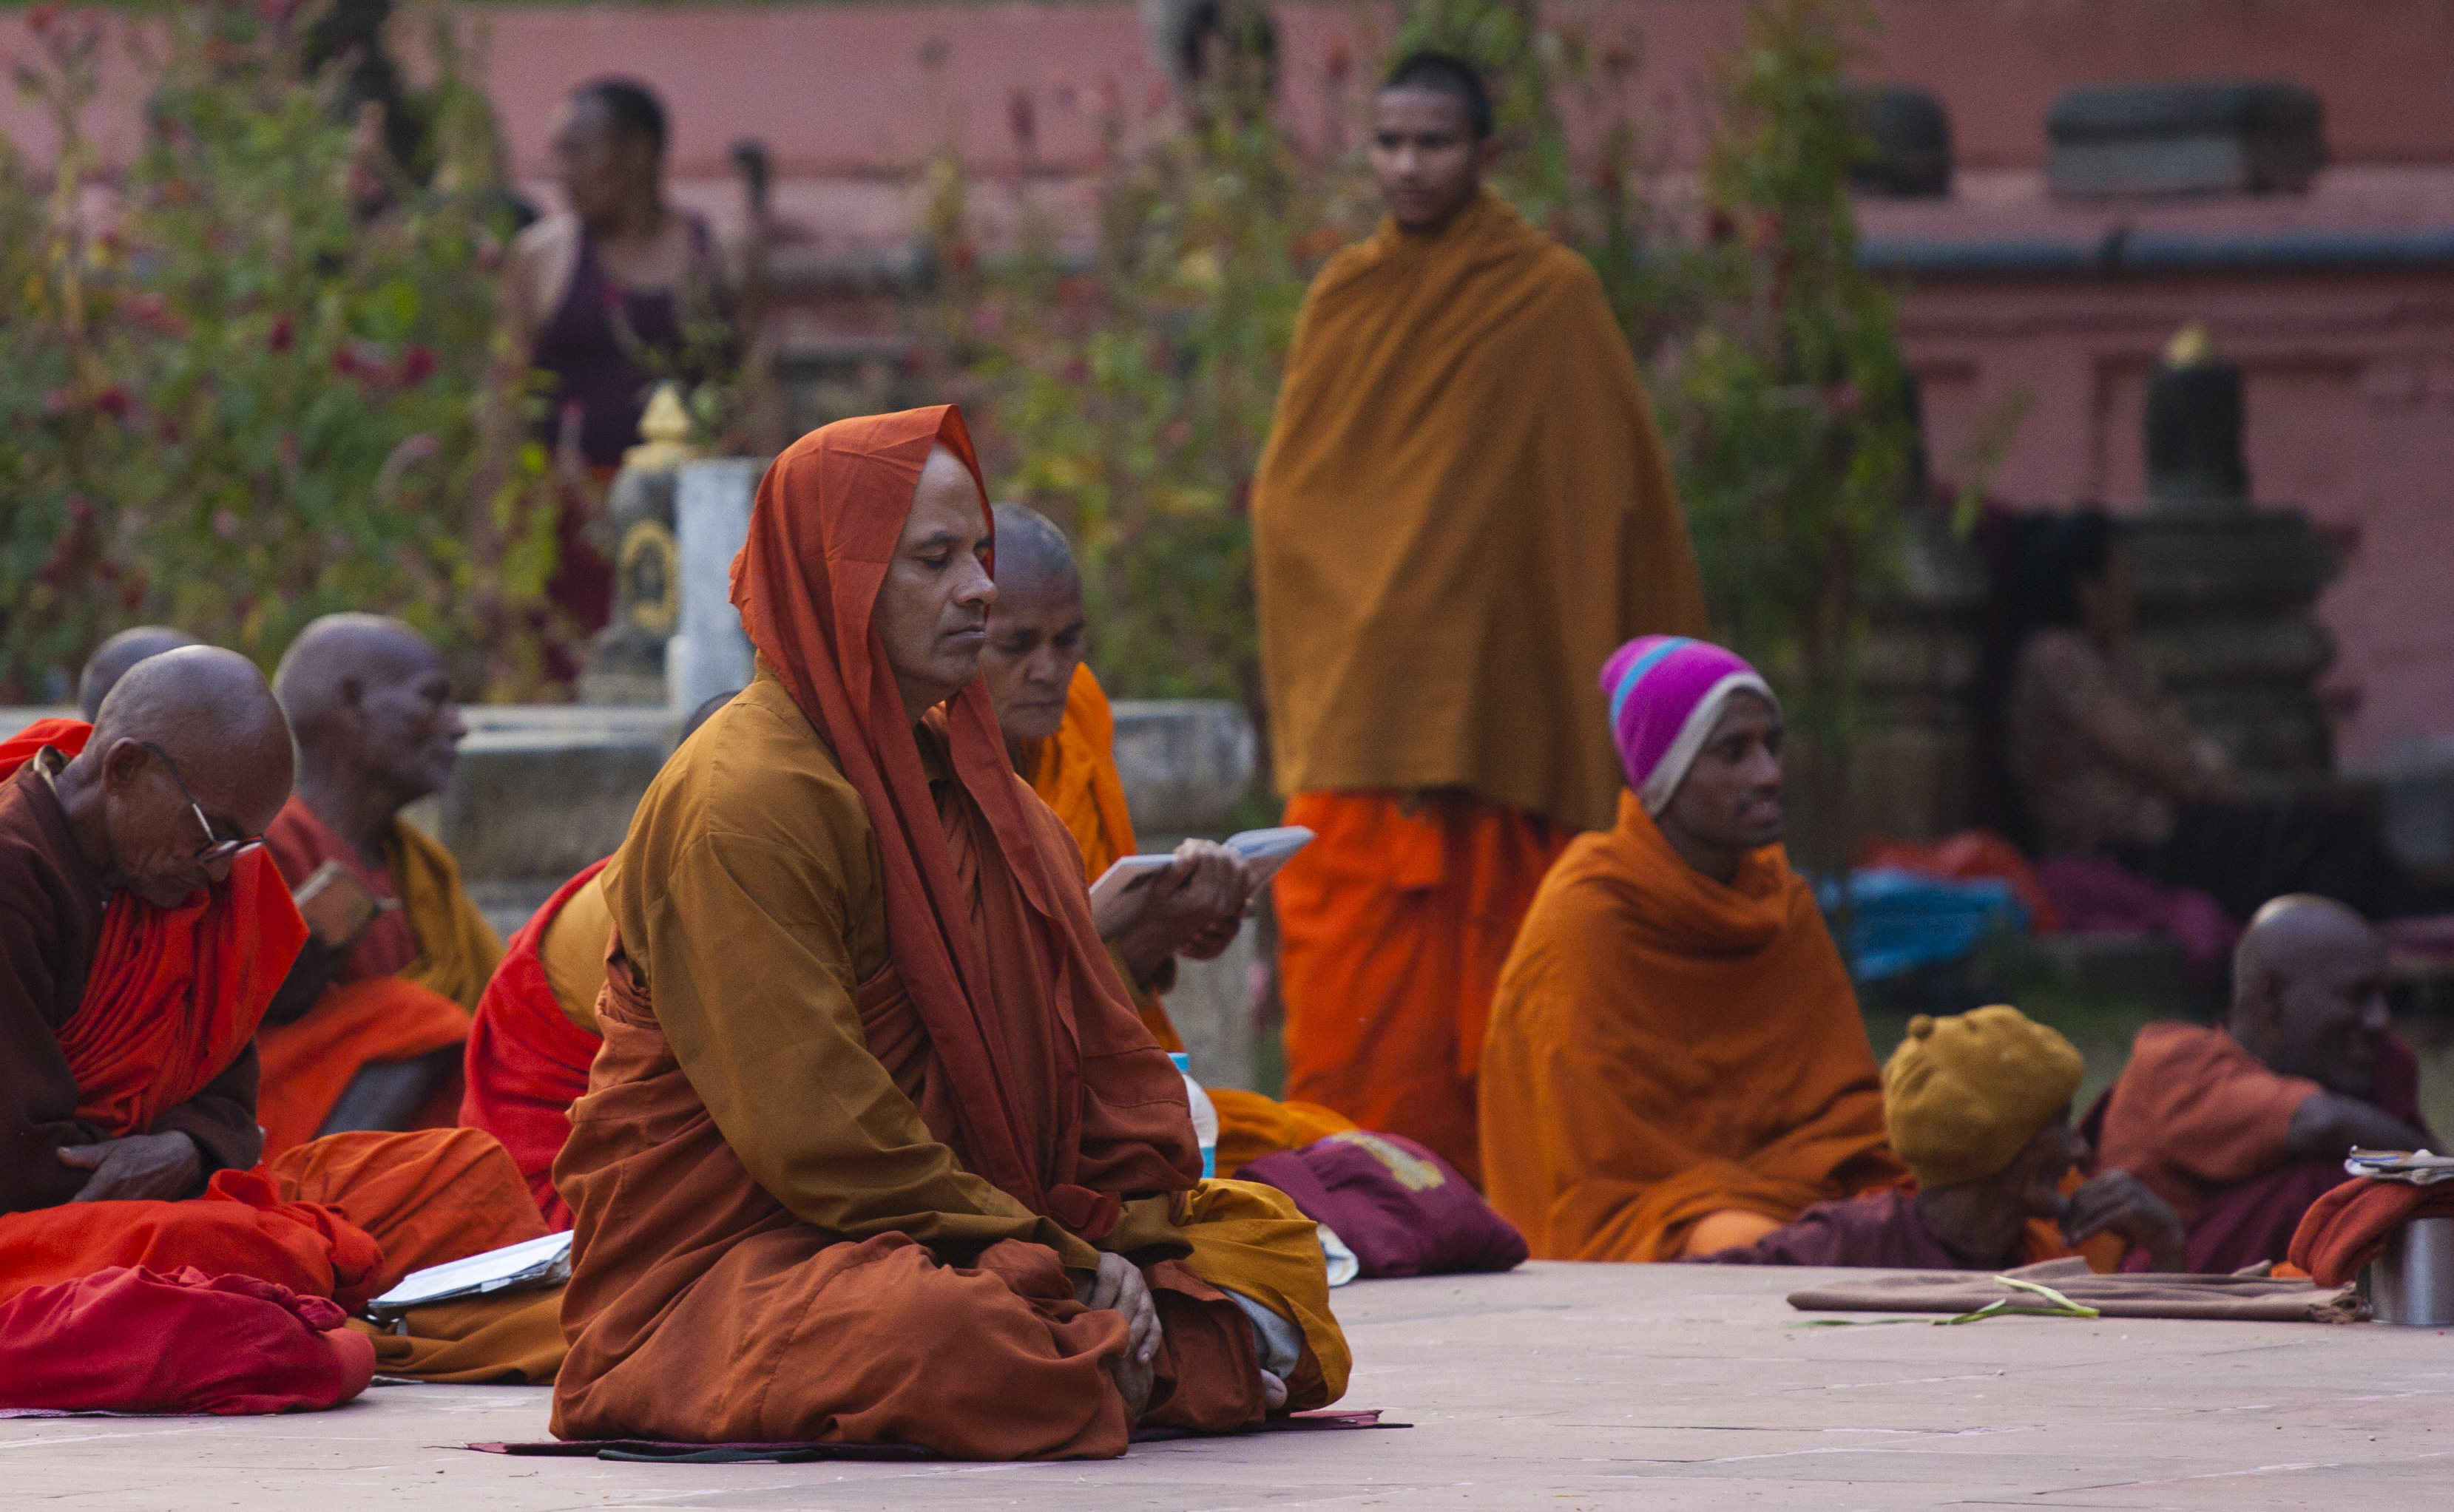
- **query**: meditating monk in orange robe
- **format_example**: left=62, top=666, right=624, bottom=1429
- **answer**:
left=981, top=502, right=1356, bottom=1176
left=2088, top=895, right=2433, bottom=1272
left=258, top=615, right=503, bottom=1159
left=552, top=406, right=1346, bottom=1457
left=0, top=654, right=555, bottom=1390
left=1480, top=637, right=1903, bottom=1261
left=1251, top=55, right=1706, bottom=1181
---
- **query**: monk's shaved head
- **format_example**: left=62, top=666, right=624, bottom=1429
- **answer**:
left=992, top=503, right=1081, bottom=603
left=983, top=504, right=1089, bottom=751
left=274, top=613, right=464, bottom=819
left=2230, top=894, right=2391, bottom=1097
left=78, top=626, right=200, bottom=722
left=67, top=645, right=293, bottom=907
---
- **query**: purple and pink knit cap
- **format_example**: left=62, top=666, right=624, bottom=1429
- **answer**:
left=1600, top=636, right=1779, bottom=814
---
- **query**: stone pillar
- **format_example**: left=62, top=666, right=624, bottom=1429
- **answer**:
left=668, top=458, right=766, bottom=716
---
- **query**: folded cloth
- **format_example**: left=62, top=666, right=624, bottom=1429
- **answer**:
left=2288, top=1177, right=2454, bottom=1287
left=1242, top=1130, right=1527, bottom=1278
left=346, top=1287, right=569, bottom=1384
left=0, top=1265, right=375, bottom=1414
left=1785, top=1256, right=2361, bottom=1323
left=2032, top=855, right=2237, bottom=983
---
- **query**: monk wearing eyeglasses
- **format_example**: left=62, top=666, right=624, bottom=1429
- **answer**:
left=0, top=647, right=560, bottom=1403
left=257, top=615, right=503, bottom=1158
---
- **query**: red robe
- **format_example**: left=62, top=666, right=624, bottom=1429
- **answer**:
left=460, top=861, right=611, bottom=1228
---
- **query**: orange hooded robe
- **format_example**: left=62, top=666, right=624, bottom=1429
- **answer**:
left=551, top=407, right=1344, bottom=1458
left=1478, top=793, right=1905, bottom=1261
left=1253, top=189, right=1708, bottom=1182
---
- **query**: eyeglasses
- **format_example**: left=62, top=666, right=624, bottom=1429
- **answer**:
left=139, top=742, right=263, bottom=864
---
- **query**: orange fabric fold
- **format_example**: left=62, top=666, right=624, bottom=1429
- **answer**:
left=1274, top=790, right=1569, bottom=1183
left=0, top=721, right=308, bottom=1141
left=1478, top=791, right=1904, bottom=1261
left=1251, top=188, right=1706, bottom=833
left=1024, top=662, right=1138, bottom=885
left=254, top=976, right=473, bottom=1159
left=1209, top=1088, right=1357, bottom=1180
left=2092, top=1023, right=2319, bottom=1225
left=268, top=1128, right=549, bottom=1302
left=460, top=861, right=612, bottom=1229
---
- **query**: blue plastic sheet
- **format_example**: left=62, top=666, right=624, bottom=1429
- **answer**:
left=1817, top=867, right=2028, bottom=983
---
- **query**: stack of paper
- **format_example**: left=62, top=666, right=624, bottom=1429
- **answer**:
left=366, top=1230, right=574, bottom=1318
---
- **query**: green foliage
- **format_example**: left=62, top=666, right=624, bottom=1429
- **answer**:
left=0, top=0, right=557, bottom=701
left=927, top=16, right=1372, bottom=725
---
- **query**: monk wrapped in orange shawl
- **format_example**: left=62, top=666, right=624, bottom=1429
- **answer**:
left=981, top=503, right=1356, bottom=1176
left=552, top=407, right=1345, bottom=1458
left=257, top=616, right=504, bottom=1159
left=1480, top=638, right=1903, bottom=1260
left=0, top=662, right=555, bottom=1406
left=2086, top=895, right=2431, bottom=1272
left=1252, top=59, right=1706, bottom=1182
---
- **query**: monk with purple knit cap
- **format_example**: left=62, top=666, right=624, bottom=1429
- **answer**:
left=1476, top=637, right=1904, bottom=1261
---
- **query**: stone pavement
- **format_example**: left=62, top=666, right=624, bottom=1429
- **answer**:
left=7, top=1261, right=2450, bottom=1510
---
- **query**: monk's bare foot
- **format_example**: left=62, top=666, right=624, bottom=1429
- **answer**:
left=1110, top=1351, right=1155, bottom=1422
left=1260, top=1369, right=1288, bottom=1411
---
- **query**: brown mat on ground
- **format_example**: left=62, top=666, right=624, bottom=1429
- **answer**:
left=347, top=1287, right=567, bottom=1383
left=1785, top=1258, right=2362, bottom=1323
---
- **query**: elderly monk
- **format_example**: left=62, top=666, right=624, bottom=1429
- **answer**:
left=0, top=652, right=551, bottom=1385
left=981, top=503, right=1358, bottom=1175
left=2088, top=895, right=2431, bottom=1272
left=1252, top=52, right=1707, bottom=1181
left=1478, top=637, right=1904, bottom=1260
left=551, top=407, right=1345, bottom=1457
left=459, top=691, right=734, bottom=1229
left=78, top=626, right=200, bottom=722
left=1694, top=1007, right=2184, bottom=1271
left=257, top=615, right=502, bottom=1158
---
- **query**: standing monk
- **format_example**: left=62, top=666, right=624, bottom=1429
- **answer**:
left=2089, top=895, right=2430, bottom=1271
left=982, top=503, right=1358, bottom=1174
left=552, top=407, right=1345, bottom=1457
left=1251, top=52, right=1706, bottom=1181
left=259, top=615, right=502, bottom=1159
left=1478, top=637, right=1902, bottom=1260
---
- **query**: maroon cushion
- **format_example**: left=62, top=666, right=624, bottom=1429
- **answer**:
left=1243, top=1130, right=1527, bottom=1278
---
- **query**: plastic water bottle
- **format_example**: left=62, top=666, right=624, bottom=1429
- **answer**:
left=1169, top=1052, right=1219, bottom=1179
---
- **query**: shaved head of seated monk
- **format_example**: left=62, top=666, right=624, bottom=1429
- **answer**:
left=1478, top=637, right=1904, bottom=1262
left=1371, top=52, right=1501, bottom=236
left=259, top=615, right=496, bottom=1150
left=980, top=502, right=1254, bottom=991
left=77, top=626, right=200, bottom=722
left=43, top=646, right=294, bottom=1201
left=2231, top=896, right=2422, bottom=1157
left=1694, top=1006, right=2186, bottom=1271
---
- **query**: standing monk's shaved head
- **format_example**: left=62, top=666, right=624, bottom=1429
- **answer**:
left=2230, top=893, right=2392, bottom=1097
left=981, top=504, right=1089, bottom=754
left=78, top=626, right=200, bottom=722
left=64, top=645, right=294, bottom=907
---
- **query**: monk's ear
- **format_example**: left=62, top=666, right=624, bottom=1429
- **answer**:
left=101, top=738, right=152, bottom=792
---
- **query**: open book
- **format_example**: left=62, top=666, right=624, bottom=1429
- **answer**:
left=365, top=1231, right=573, bottom=1318
left=1088, top=826, right=1316, bottom=914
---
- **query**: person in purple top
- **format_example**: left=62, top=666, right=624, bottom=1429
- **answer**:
left=1693, top=1006, right=2188, bottom=1272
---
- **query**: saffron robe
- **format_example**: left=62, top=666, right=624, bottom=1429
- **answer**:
left=2089, top=1022, right=2430, bottom=1272
left=1274, top=791, right=1565, bottom=1182
left=258, top=799, right=504, bottom=1156
left=1022, top=665, right=1358, bottom=1176
left=1251, top=194, right=1705, bottom=1178
left=460, top=861, right=613, bottom=1230
left=552, top=407, right=1343, bottom=1458
left=1478, top=792, right=1906, bottom=1260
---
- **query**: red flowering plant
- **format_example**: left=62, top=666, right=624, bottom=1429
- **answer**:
left=0, top=0, right=558, bottom=701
